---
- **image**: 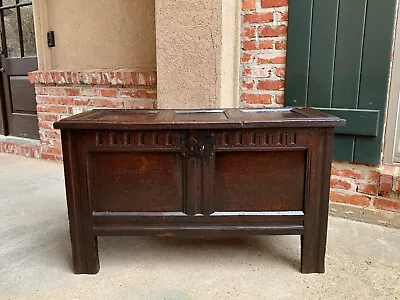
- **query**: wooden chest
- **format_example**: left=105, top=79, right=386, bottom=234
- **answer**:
left=54, top=108, right=345, bottom=274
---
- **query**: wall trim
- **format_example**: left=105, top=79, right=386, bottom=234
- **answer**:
left=220, top=0, right=241, bottom=108
left=29, top=70, right=157, bottom=86
left=384, top=3, right=400, bottom=164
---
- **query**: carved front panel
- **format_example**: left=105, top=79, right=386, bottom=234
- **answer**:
left=93, top=131, right=182, bottom=149
left=215, top=129, right=308, bottom=149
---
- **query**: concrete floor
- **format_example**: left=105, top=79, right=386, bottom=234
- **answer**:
left=0, top=153, right=399, bottom=300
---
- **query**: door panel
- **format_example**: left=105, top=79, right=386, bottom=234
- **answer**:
left=10, top=75, right=35, bottom=112
left=0, top=0, right=38, bottom=139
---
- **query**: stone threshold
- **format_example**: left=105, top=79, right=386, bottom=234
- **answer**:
left=0, top=135, right=40, bottom=146
left=330, top=202, right=400, bottom=229
left=0, top=135, right=41, bottom=159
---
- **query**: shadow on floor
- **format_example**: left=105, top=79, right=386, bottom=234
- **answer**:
left=95, top=235, right=301, bottom=271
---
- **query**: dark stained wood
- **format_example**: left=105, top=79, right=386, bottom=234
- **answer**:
left=0, top=76, right=6, bottom=134
left=90, top=152, right=184, bottom=212
left=2, top=59, right=39, bottom=139
left=54, top=108, right=345, bottom=274
left=301, top=128, right=334, bottom=273
left=61, top=130, right=99, bottom=274
left=214, top=151, right=306, bottom=212
left=54, top=107, right=345, bottom=130
left=0, top=0, right=39, bottom=139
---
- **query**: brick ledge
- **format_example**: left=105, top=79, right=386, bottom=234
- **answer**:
left=0, top=138, right=41, bottom=160
left=329, top=202, right=400, bottom=229
left=29, top=69, right=157, bottom=87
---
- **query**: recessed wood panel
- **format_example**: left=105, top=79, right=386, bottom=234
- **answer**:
left=90, top=152, right=183, bottom=212
left=10, top=76, right=37, bottom=113
left=213, top=151, right=306, bottom=212
left=97, top=110, right=159, bottom=122
left=174, top=111, right=228, bottom=121
left=240, top=109, right=307, bottom=121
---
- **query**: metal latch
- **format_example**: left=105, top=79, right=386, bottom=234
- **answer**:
left=182, top=132, right=215, bottom=157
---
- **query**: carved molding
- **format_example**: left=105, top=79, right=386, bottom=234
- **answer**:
left=95, top=131, right=181, bottom=148
left=215, top=130, right=299, bottom=148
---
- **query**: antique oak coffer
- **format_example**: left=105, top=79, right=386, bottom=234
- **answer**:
left=54, top=108, right=345, bottom=274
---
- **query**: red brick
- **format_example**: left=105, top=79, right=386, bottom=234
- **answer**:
left=242, top=0, right=256, bottom=10
left=38, top=121, right=53, bottom=130
left=257, top=80, right=285, bottom=91
left=242, top=81, right=254, bottom=89
left=275, top=94, right=284, bottom=105
left=44, top=146, right=62, bottom=156
left=368, top=170, right=380, bottom=181
left=30, top=70, right=156, bottom=87
left=241, top=53, right=252, bottom=63
left=259, top=40, right=274, bottom=49
left=243, top=12, right=274, bottom=24
left=80, top=88, right=100, bottom=97
left=261, top=0, right=288, bottom=8
left=91, top=99, right=125, bottom=108
left=37, top=113, right=59, bottom=122
left=373, top=198, right=400, bottom=212
left=275, top=67, right=285, bottom=78
left=242, top=27, right=256, bottom=38
left=257, top=56, right=286, bottom=64
left=275, top=40, right=287, bottom=50
left=331, top=167, right=364, bottom=180
left=330, top=192, right=370, bottom=207
left=100, top=89, right=118, bottom=98
left=55, top=98, right=75, bottom=106
left=0, top=141, right=41, bottom=159
left=277, top=11, right=289, bottom=22
left=330, top=178, right=352, bottom=190
left=44, top=130, right=60, bottom=140
left=34, top=87, right=46, bottom=95
left=242, top=68, right=251, bottom=76
left=242, top=41, right=257, bottom=50
left=41, top=153, right=57, bottom=161
left=91, top=99, right=115, bottom=107
left=241, top=94, right=272, bottom=104
left=120, top=90, right=157, bottom=99
left=74, top=98, right=91, bottom=106
left=37, top=105, right=68, bottom=114
left=379, top=174, right=393, bottom=193
left=65, top=88, right=80, bottom=97
left=357, top=183, right=378, bottom=196
left=53, top=141, right=62, bottom=149
left=37, top=96, right=74, bottom=106
left=259, top=26, right=287, bottom=37
left=35, top=87, right=64, bottom=96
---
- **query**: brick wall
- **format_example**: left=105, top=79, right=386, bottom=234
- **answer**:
left=330, top=163, right=400, bottom=213
left=240, top=0, right=288, bottom=107
left=0, top=70, right=157, bottom=162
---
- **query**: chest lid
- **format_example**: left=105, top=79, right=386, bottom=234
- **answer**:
left=54, top=107, right=345, bottom=130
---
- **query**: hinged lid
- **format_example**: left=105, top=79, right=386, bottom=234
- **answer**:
left=54, top=107, right=346, bottom=130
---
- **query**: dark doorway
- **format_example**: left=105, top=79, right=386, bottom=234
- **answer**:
left=0, top=0, right=38, bottom=139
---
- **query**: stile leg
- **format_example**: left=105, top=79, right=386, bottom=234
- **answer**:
left=300, top=224, right=328, bottom=274
left=69, top=220, right=100, bottom=274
